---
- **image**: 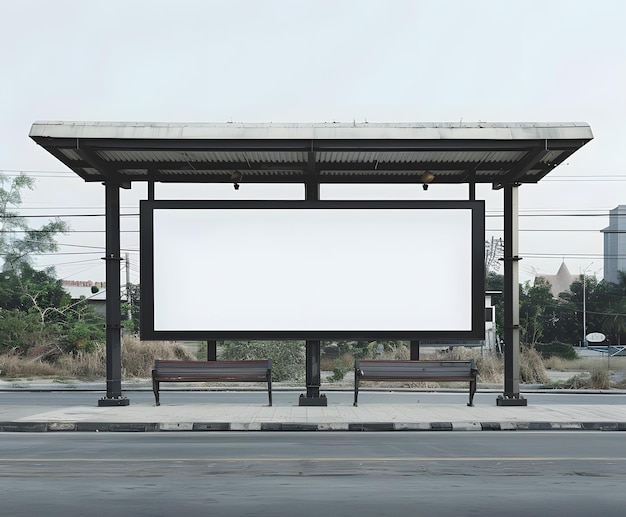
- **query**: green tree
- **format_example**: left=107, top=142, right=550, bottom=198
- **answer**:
left=0, top=173, right=68, bottom=271
left=220, top=340, right=305, bottom=382
left=59, top=298, right=105, bottom=354
left=0, top=263, right=70, bottom=314
left=0, top=263, right=105, bottom=354
left=551, top=290, right=580, bottom=344
left=121, top=283, right=141, bottom=334
left=557, top=276, right=614, bottom=345
left=519, top=278, right=556, bottom=346
left=602, top=298, right=626, bottom=348
left=614, top=270, right=626, bottom=293
left=485, top=272, right=504, bottom=292
left=0, top=172, right=107, bottom=357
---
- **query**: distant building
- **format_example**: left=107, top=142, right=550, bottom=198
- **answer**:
left=535, top=262, right=576, bottom=297
left=602, top=205, right=626, bottom=285
left=62, top=280, right=108, bottom=315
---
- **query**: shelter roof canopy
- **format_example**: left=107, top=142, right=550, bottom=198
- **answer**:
left=29, top=121, right=593, bottom=187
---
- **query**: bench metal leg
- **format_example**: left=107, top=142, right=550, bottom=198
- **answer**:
left=468, top=379, right=477, bottom=407
left=153, top=379, right=160, bottom=406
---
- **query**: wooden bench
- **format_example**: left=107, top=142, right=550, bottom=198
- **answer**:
left=152, top=359, right=272, bottom=406
left=354, top=359, right=478, bottom=407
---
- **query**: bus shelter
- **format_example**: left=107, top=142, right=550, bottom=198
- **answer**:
left=30, top=121, right=593, bottom=407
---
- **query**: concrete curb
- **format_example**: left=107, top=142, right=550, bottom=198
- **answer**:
left=2, top=421, right=626, bottom=432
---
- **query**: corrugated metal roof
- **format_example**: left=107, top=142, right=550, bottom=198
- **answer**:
left=30, top=121, right=593, bottom=187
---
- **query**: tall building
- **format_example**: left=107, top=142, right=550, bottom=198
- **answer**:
left=602, top=205, right=626, bottom=285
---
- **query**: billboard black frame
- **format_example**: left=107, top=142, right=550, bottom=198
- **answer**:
left=140, top=199, right=485, bottom=341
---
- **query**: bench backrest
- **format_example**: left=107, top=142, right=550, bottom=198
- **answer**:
left=356, top=359, right=476, bottom=380
left=153, top=359, right=271, bottom=380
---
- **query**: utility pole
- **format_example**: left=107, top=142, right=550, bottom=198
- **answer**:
left=582, top=262, right=593, bottom=347
left=125, top=252, right=132, bottom=321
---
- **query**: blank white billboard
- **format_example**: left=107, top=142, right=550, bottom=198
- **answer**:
left=141, top=201, right=484, bottom=339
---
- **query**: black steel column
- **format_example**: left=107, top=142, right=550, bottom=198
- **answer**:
left=98, top=183, right=129, bottom=406
left=410, top=340, right=420, bottom=360
left=207, top=340, right=217, bottom=361
left=497, top=184, right=526, bottom=406
left=299, top=176, right=327, bottom=406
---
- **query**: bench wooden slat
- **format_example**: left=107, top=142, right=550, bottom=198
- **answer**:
left=354, top=359, right=477, bottom=407
left=152, top=359, right=272, bottom=406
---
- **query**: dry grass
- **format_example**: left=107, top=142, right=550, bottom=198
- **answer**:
left=543, top=355, right=626, bottom=371
left=589, top=367, right=611, bottom=389
left=380, top=345, right=411, bottom=360
left=120, top=336, right=194, bottom=378
left=323, top=346, right=507, bottom=385
left=559, top=366, right=611, bottom=390
left=0, top=335, right=194, bottom=381
left=429, top=347, right=504, bottom=384
left=320, top=346, right=530, bottom=385
left=2, top=337, right=624, bottom=389
left=615, top=376, right=626, bottom=389
left=56, top=348, right=105, bottom=379
left=320, top=352, right=353, bottom=372
left=0, top=352, right=65, bottom=378
left=543, top=354, right=626, bottom=389
left=520, top=347, right=550, bottom=384
left=475, top=352, right=504, bottom=384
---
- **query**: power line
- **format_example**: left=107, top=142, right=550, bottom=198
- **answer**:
left=2, top=228, right=616, bottom=234
left=1, top=213, right=137, bottom=218
left=4, top=209, right=625, bottom=218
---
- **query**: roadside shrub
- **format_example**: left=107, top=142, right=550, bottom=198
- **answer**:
left=558, top=367, right=610, bottom=390
left=56, top=346, right=105, bottom=379
left=541, top=356, right=567, bottom=370
left=535, top=341, right=577, bottom=360
left=334, top=340, right=378, bottom=359
left=123, top=336, right=194, bottom=378
left=330, top=361, right=351, bottom=382
left=433, top=347, right=503, bottom=384
left=380, top=344, right=410, bottom=360
left=589, top=366, right=610, bottom=389
left=1, top=336, right=195, bottom=380
left=220, top=340, right=305, bottom=382
left=0, top=309, right=58, bottom=354
left=520, top=347, right=549, bottom=384
left=0, top=350, right=64, bottom=378
left=614, top=376, right=626, bottom=390
left=326, top=353, right=352, bottom=382
left=557, top=373, right=589, bottom=389
left=475, top=353, right=503, bottom=384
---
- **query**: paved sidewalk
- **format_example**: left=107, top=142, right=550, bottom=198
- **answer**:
left=1, top=382, right=626, bottom=432
left=3, top=401, right=626, bottom=432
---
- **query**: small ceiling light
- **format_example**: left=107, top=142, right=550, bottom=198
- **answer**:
left=231, top=171, right=242, bottom=190
left=421, top=170, right=435, bottom=190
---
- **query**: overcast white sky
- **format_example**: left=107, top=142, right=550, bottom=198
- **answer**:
left=2, top=0, right=625, bottom=286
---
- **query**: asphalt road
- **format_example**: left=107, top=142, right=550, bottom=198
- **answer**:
left=1, top=431, right=624, bottom=516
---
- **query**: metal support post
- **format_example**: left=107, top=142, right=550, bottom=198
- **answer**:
left=300, top=339, right=326, bottom=406
left=99, top=183, right=129, bottom=406
left=497, top=184, right=526, bottom=406
left=299, top=175, right=327, bottom=406
left=207, top=340, right=217, bottom=361
left=410, top=340, right=420, bottom=360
